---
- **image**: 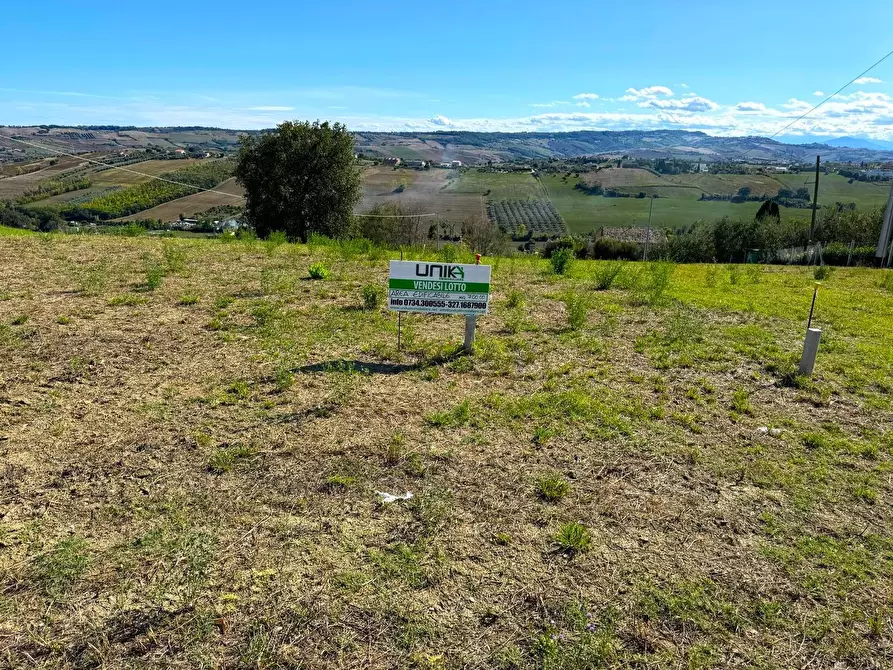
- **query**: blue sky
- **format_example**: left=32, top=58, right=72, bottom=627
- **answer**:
left=3, top=0, right=893, bottom=139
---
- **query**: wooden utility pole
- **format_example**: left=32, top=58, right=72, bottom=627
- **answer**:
left=809, top=155, right=820, bottom=241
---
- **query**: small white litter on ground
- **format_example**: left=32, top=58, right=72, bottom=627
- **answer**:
left=376, top=491, right=413, bottom=504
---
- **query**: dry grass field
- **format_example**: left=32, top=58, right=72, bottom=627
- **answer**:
left=359, top=166, right=483, bottom=222
left=0, top=234, right=891, bottom=668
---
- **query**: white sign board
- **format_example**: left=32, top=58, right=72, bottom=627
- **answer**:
left=388, top=260, right=491, bottom=315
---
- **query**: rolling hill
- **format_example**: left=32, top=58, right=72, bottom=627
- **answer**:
left=5, top=126, right=893, bottom=166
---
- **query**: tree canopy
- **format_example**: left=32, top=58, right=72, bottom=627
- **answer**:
left=234, top=121, right=360, bottom=240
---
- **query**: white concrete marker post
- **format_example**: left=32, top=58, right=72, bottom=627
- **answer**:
left=464, top=314, right=477, bottom=353
left=799, top=328, right=822, bottom=376
left=799, top=284, right=821, bottom=376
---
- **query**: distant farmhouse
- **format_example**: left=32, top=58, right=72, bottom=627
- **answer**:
left=437, top=160, right=463, bottom=169
left=404, top=159, right=427, bottom=168
left=383, top=157, right=401, bottom=166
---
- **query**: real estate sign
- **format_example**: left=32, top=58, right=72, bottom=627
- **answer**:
left=388, top=260, right=491, bottom=315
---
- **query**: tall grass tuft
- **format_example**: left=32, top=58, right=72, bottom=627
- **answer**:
left=143, top=254, right=165, bottom=290
left=593, top=261, right=624, bottom=291
left=562, top=293, right=588, bottom=331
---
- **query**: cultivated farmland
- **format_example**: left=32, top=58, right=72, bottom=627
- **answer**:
left=488, top=199, right=568, bottom=237
left=1, top=233, right=891, bottom=668
left=120, top=177, right=245, bottom=221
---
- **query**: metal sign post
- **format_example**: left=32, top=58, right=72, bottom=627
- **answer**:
left=464, top=254, right=482, bottom=352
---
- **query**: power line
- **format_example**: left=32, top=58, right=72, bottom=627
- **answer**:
left=358, top=212, right=437, bottom=218
left=740, top=46, right=893, bottom=160
left=2, top=135, right=243, bottom=199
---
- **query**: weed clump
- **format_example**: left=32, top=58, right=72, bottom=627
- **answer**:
left=731, top=388, right=753, bottom=416
left=308, top=263, right=330, bottom=280
left=108, top=294, right=146, bottom=307
left=814, top=265, right=833, bottom=281
left=179, top=293, right=200, bottom=306
left=536, top=473, right=570, bottom=502
left=208, top=444, right=257, bottom=473
left=426, top=399, right=472, bottom=427
left=326, top=473, right=356, bottom=491
left=362, top=283, right=384, bottom=310
left=556, top=522, right=591, bottom=554
left=505, top=290, right=525, bottom=309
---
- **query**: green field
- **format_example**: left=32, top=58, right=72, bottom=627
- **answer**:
left=449, top=169, right=891, bottom=234
left=0, top=224, right=35, bottom=236
left=449, top=171, right=546, bottom=200
left=539, top=175, right=806, bottom=232
left=1, top=233, right=891, bottom=668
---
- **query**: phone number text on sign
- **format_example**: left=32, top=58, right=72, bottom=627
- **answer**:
left=388, top=293, right=489, bottom=315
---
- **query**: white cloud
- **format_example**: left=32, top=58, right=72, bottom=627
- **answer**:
left=572, top=92, right=599, bottom=100
left=641, top=96, right=719, bottom=112
left=680, top=83, right=689, bottom=88
left=530, top=100, right=569, bottom=108
left=735, top=101, right=767, bottom=112
left=429, top=115, right=453, bottom=127
left=813, top=91, right=824, bottom=97
left=854, top=76, right=882, bottom=85
left=621, top=85, right=673, bottom=101
left=575, top=101, right=591, bottom=108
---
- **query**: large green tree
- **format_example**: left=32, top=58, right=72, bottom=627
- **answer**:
left=234, top=121, right=360, bottom=240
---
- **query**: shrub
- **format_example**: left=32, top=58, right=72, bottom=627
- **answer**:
left=308, top=263, right=330, bottom=280
left=362, top=283, right=385, bottom=310
left=587, top=237, right=640, bottom=261
left=550, top=247, right=574, bottom=275
left=562, top=293, right=588, bottom=331
left=542, top=237, right=584, bottom=259
left=555, top=522, right=591, bottom=554
left=536, top=474, right=570, bottom=502
left=593, top=261, right=624, bottom=290
left=814, top=264, right=833, bottom=280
